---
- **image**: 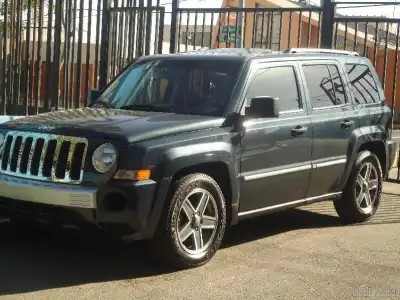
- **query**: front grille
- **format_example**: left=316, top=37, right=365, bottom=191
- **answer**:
left=0, top=131, right=88, bottom=184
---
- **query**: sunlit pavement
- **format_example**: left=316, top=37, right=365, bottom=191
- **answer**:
left=0, top=183, right=399, bottom=300
left=393, top=130, right=400, bottom=141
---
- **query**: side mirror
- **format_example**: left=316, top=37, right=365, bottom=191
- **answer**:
left=245, top=96, right=279, bottom=118
left=87, top=89, right=102, bottom=107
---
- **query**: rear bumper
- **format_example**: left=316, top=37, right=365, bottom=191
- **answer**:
left=386, top=140, right=398, bottom=176
left=0, top=173, right=168, bottom=240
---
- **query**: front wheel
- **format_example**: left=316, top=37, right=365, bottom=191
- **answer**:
left=152, top=173, right=227, bottom=269
left=334, top=150, right=383, bottom=224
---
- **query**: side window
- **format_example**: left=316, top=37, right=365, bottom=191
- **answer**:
left=245, top=66, right=301, bottom=112
left=302, top=64, right=337, bottom=108
left=328, top=65, right=347, bottom=105
left=345, top=64, right=380, bottom=105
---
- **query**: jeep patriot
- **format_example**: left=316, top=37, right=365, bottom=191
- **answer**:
left=0, top=48, right=396, bottom=268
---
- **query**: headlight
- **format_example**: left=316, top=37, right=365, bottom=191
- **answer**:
left=0, top=133, right=4, bottom=148
left=92, top=143, right=117, bottom=173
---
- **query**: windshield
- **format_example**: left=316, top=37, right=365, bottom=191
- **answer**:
left=94, top=59, right=242, bottom=116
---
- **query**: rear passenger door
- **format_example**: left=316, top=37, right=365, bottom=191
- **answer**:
left=299, top=61, right=359, bottom=198
left=239, top=62, right=312, bottom=214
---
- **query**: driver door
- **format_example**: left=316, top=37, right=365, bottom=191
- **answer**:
left=239, top=62, right=313, bottom=214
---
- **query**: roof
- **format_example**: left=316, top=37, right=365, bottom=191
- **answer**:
left=138, top=48, right=369, bottom=63
left=176, top=48, right=277, bottom=56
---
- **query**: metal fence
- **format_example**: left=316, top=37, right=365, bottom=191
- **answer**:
left=0, top=0, right=107, bottom=114
left=331, top=15, right=400, bottom=131
left=103, top=4, right=324, bottom=82
left=0, top=0, right=397, bottom=112
left=2, top=0, right=399, bottom=115
left=0, top=0, right=325, bottom=113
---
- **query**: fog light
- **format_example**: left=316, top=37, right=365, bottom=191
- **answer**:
left=103, top=192, right=127, bottom=212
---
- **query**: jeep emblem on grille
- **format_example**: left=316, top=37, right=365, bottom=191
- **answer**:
left=38, top=125, right=56, bottom=131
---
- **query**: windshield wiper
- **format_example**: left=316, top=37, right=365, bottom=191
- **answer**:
left=119, top=104, right=174, bottom=113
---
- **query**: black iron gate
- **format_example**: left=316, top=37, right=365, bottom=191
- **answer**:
left=100, top=3, right=324, bottom=87
left=104, top=6, right=165, bottom=82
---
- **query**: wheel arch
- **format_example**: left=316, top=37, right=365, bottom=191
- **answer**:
left=341, top=137, right=386, bottom=190
left=142, top=142, right=240, bottom=239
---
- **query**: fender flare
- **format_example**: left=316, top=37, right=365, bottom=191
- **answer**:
left=140, top=142, right=240, bottom=239
left=340, top=129, right=386, bottom=190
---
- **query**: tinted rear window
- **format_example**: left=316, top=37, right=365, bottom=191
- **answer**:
left=345, top=64, right=380, bottom=105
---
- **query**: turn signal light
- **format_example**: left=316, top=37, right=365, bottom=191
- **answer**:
left=114, top=169, right=151, bottom=181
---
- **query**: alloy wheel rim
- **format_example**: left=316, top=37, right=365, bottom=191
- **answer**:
left=355, top=162, right=379, bottom=214
left=176, top=188, right=219, bottom=255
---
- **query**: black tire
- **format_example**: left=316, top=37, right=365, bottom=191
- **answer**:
left=334, top=150, right=383, bottom=224
left=152, top=173, right=227, bottom=269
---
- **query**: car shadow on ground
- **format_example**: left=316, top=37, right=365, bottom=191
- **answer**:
left=221, top=208, right=342, bottom=248
left=0, top=208, right=361, bottom=296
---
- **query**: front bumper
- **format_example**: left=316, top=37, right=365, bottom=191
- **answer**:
left=0, top=173, right=167, bottom=240
left=0, top=173, right=97, bottom=208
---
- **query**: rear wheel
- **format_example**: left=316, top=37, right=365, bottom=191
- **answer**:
left=334, top=150, right=383, bottom=223
left=152, top=173, right=227, bottom=269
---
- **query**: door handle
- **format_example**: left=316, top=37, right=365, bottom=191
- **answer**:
left=341, top=120, right=354, bottom=129
left=291, top=126, right=308, bottom=137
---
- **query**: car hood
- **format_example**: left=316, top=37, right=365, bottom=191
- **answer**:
left=1, top=108, right=224, bottom=143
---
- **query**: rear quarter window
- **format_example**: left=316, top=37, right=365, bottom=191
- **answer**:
left=345, top=63, right=382, bottom=105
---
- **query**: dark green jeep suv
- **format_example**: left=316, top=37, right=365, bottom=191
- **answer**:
left=0, top=48, right=396, bottom=269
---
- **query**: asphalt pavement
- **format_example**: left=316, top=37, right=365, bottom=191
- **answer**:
left=0, top=183, right=399, bottom=300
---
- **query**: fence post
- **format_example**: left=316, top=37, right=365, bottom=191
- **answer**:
left=320, top=0, right=335, bottom=49
left=169, top=0, right=179, bottom=54
left=52, top=0, right=64, bottom=111
left=145, top=0, right=152, bottom=56
left=99, top=0, right=111, bottom=89
left=137, top=0, right=145, bottom=57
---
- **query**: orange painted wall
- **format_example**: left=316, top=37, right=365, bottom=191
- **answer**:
left=27, top=62, right=95, bottom=108
left=372, top=48, right=400, bottom=109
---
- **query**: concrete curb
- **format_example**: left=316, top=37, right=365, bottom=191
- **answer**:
left=383, top=181, right=400, bottom=195
left=393, top=149, right=399, bottom=169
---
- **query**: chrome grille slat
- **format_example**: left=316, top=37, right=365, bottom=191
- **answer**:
left=26, top=138, right=37, bottom=176
left=16, top=135, right=28, bottom=172
left=51, top=138, right=63, bottom=179
left=0, top=132, right=88, bottom=184
left=38, top=135, right=49, bottom=177
left=65, top=141, right=77, bottom=182
left=7, top=136, right=18, bottom=172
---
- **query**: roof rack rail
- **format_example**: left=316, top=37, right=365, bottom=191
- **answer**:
left=284, top=48, right=360, bottom=56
